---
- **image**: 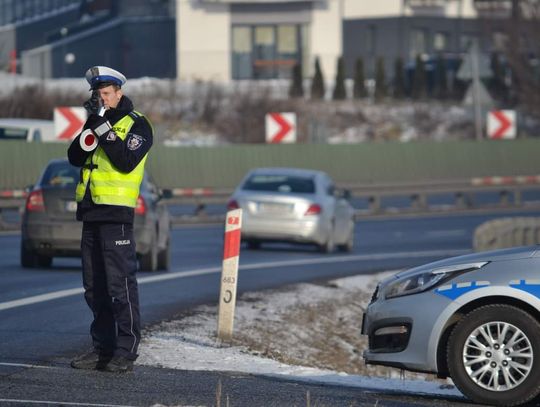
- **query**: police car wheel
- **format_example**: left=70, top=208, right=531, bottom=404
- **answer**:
left=447, top=304, right=540, bottom=406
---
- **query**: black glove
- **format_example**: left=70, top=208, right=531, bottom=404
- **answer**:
left=83, top=90, right=104, bottom=115
left=85, top=114, right=112, bottom=139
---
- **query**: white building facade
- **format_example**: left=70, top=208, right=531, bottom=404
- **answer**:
left=176, top=0, right=484, bottom=82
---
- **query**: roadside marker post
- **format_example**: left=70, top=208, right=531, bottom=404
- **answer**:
left=217, top=208, right=242, bottom=341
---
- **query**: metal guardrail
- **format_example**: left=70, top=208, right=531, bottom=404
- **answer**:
left=2, top=176, right=540, bottom=231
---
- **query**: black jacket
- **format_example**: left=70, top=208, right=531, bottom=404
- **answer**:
left=67, top=95, right=153, bottom=224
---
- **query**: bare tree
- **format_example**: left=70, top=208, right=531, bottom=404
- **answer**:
left=480, top=0, right=540, bottom=116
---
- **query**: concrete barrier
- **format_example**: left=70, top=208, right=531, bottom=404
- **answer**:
left=473, top=217, right=540, bottom=252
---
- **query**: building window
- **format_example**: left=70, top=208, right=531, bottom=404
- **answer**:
left=410, top=28, right=427, bottom=58
left=254, top=26, right=275, bottom=79
left=367, top=25, right=376, bottom=55
left=301, top=24, right=310, bottom=77
left=33, top=0, right=42, bottom=15
left=434, top=32, right=448, bottom=51
left=14, top=0, right=25, bottom=21
left=0, top=0, right=80, bottom=25
left=492, top=31, right=507, bottom=51
left=232, top=26, right=253, bottom=80
left=232, top=24, right=305, bottom=80
left=0, top=0, right=13, bottom=25
left=460, top=34, right=478, bottom=51
left=276, top=25, right=298, bottom=79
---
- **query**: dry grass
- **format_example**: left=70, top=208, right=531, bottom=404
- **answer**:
left=231, top=280, right=439, bottom=382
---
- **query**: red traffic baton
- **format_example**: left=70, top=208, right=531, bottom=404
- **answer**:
left=79, top=129, right=98, bottom=152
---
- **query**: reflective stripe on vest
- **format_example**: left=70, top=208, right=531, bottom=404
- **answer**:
left=75, top=112, right=148, bottom=208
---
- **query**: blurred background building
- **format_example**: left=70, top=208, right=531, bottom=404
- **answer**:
left=0, top=0, right=520, bottom=82
left=0, top=0, right=175, bottom=79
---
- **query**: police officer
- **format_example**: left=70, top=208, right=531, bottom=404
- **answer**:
left=68, top=66, right=153, bottom=373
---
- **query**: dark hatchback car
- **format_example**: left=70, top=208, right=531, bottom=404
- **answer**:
left=21, top=158, right=171, bottom=271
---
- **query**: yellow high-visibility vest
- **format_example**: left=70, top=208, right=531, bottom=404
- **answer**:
left=75, top=111, right=149, bottom=208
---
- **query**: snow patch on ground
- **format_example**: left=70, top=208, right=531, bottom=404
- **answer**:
left=137, top=272, right=464, bottom=400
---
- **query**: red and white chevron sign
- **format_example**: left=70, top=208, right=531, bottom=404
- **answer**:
left=265, top=112, right=296, bottom=143
left=217, top=208, right=243, bottom=341
left=54, top=107, right=87, bottom=140
left=487, top=110, right=516, bottom=139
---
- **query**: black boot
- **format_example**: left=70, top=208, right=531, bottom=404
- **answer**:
left=101, top=356, right=134, bottom=373
left=71, top=350, right=112, bottom=370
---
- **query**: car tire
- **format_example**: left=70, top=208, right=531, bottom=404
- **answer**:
left=318, top=234, right=335, bottom=254
left=157, top=239, right=170, bottom=271
left=337, top=227, right=354, bottom=252
left=36, top=255, right=52, bottom=268
left=20, top=240, right=36, bottom=268
left=20, top=241, right=52, bottom=268
left=139, top=231, right=158, bottom=272
left=447, top=304, right=540, bottom=406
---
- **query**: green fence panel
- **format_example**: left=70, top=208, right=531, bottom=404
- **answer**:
left=0, top=141, right=68, bottom=190
left=1, top=139, right=539, bottom=190
left=146, top=140, right=540, bottom=188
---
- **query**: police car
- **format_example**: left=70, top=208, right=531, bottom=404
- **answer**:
left=362, top=246, right=540, bottom=406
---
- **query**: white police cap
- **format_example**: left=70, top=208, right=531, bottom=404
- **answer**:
left=85, top=66, right=126, bottom=90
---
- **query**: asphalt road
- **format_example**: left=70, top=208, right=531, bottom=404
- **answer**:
left=1, top=211, right=539, bottom=406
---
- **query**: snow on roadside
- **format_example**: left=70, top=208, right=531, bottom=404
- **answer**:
left=137, top=271, right=464, bottom=400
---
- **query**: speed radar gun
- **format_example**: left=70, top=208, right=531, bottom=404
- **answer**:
left=79, top=90, right=106, bottom=152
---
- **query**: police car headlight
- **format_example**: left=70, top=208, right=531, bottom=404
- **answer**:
left=384, top=262, right=489, bottom=299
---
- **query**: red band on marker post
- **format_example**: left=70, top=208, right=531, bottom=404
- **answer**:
left=223, top=229, right=241, bottom=259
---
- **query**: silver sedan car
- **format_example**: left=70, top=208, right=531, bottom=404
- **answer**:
left=227, top=167, right=355, bottom=252
left=362, top=246, right=540, bottom=406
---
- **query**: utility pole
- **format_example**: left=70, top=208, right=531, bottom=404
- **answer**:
left=471, top=41, right=483, bottom=140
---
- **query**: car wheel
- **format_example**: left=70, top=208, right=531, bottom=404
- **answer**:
left=20, top=241, right=52, bottom=268
left=20, top=240, right=37, bottom=268
left=36, top=255, right=52, bottom=268
left=318, top=233, right=335, bottom=253
left=139, top=231, right=158, bottom=272
left=157, top=239, right=170, bottom=271
left=337, top=227, right=354, bottom=252
left=447, top=304, right=540, bottom=406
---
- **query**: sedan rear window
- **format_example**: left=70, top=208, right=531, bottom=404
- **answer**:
left=242, top=175, right=315, bottom=194
left=41, top=163, right=79, bottom=187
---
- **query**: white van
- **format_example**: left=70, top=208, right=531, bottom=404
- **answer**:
left=0, top=118, right=55, bottom=142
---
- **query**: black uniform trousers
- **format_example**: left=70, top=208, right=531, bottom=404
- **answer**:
left=81, top=222, right=140, bottom=360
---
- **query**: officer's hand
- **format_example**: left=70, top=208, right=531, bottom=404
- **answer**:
left=85, top=114, right=112, bottom=139
left=83, top=91, right=104, bottom=115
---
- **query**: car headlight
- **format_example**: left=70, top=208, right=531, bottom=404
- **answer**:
left=383, top=262, right=489, bottom=299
